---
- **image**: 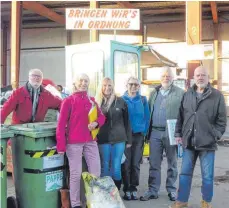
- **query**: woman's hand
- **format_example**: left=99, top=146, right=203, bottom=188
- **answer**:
left=58, top=152, right=65, bottom=155
left=88, top=122, right=98, bottom=131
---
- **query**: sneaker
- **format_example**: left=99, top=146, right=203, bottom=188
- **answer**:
left=140, top=190, right=158, bottom=201
left=123, top=191, right=131, bottom=201
left=201, top=200, right=212, bottom=208
left=169, top=201, right=188, bottom=208
left=131, top=191, right=138, bottom=200
left=168, top=192, right=176, bottom=201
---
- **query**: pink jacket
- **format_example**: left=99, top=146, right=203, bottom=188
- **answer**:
left=56, top=91, right=105, bottom=152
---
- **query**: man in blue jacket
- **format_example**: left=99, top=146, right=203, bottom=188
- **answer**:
left=140, top=67, right=184, bottom=202
left=122, top=76, right=150, bottom=200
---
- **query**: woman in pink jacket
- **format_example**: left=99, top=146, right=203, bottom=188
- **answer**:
left=56, top=73, right=105, bottom=208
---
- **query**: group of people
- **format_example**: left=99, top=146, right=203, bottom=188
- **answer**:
left=0, top=66, right=227, bottom=208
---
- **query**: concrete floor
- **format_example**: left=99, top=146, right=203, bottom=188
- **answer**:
left=7, top=119, right=229, bottom=208
left=7, top=145, right=229, bottom=208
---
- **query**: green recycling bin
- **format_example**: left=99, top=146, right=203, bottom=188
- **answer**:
left=0, top=127, right=14, bottom=208
left=9, top=122, right=65, bottom=208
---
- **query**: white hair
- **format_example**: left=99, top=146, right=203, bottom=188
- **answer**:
left=72, top=73, right=90, bottom=93
left=29, top=69, right=43, bottom=78
left=160, top=66, right=174, bottom=78
left=126, top=76, right=140, bottom=85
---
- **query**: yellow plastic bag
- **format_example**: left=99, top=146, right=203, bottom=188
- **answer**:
left=88, top=105, right=99, bottom=139
left=82, top=172, right=126, bottom=208
left=143, top=142, right=150, bottom=157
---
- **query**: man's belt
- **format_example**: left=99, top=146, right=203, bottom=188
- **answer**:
left=152, top=126, right=166, bottom=131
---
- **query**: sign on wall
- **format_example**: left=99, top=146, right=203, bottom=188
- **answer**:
left=66, top=8, right=140, bottom=30
left=186, top=44, right=214, bottom=60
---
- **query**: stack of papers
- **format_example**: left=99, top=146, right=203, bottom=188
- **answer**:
left=167, top=119, right=177, bottom=145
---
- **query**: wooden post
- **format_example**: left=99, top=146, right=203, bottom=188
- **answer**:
left=11, top=1, right=22, bottom=89
left=213, top=24, right=219, bottom=88
left=90, top=1, right=99, bottom=42
left=2, top=22, right=8, bottom=87
left=211, top=2, right=219, bottom=89
left=186, top=1, right=202, bottom=81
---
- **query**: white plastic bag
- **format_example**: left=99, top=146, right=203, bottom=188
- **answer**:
left=82, top=172, right=126, bottom=208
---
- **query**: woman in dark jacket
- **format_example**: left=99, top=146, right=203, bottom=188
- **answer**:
left=96, top=77, right=132, bottom=190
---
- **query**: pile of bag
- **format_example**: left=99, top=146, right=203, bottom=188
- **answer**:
left=82, top=172, right=126, bottom=208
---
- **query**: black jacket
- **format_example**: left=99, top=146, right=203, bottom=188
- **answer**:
left=97, top=97, right=132, bottom=145
left=175, top=83, right=227, bottom=150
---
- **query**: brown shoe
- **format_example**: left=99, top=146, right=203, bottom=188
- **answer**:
left=169, top=201, right=188, bottom=208
left=201, top=200, right=212, bottom=208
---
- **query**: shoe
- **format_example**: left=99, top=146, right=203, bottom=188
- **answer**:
left=131, top=191, right=138, bottom=200
left=169, top=201, right=188, bottom=208
left=201, top=200, right=212, bottom=208
left=123, top=191, right=131, bottom=200
left=7, top=196, right=18, bottom=208
left=140, top=190, right=158, bottom=201
left=168, top=192, right=176, bottom=201
left=72, top=206, right=81, bottom=208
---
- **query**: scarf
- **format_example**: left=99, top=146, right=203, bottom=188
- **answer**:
left=27, top=82, right=41, bottom=122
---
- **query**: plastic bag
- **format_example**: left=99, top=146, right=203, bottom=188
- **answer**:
left=82, top=172, right=126, bottom=208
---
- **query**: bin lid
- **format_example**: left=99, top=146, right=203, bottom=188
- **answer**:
left=0, top=126, right=14, bottom=139
left=9, top=122, right=57, bottom=138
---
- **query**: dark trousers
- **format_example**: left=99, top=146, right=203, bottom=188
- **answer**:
left=148, top=131, right=178, bottom=195
left=122, top=133, right=144, bottom=192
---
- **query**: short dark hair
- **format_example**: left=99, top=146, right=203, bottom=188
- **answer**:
left=57, top=85, right=63, bottom=91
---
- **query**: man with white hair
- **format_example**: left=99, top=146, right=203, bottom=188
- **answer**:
left=140, top=66, right=184, bottom=202
left=0, top=69, right=62, bottom=124
left=171, top=66, right=227, bottom=208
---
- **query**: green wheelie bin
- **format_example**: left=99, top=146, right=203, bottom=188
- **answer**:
left=0, top=126, right=14, bottom=208
left=9, top=122, right=65, bottom=208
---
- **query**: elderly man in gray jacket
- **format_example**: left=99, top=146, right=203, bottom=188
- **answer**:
left=140, top=66, right=184, bottom=202
left=171, top=66, right=227, bottom=208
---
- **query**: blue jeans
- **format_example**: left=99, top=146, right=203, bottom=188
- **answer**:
left=177, top=148, right=215, bottom=203
left=99, top=142, right=125, bottom=180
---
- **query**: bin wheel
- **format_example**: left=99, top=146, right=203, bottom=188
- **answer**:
left=7, top=196, right=18, bottom=208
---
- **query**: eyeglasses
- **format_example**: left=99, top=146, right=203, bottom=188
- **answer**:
left=30, top=74, right=42, bottom=79
left=128, top=83, right=139, bottom=87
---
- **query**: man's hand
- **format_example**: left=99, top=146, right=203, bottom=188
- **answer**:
left=88, top=122, right=98, bottom=131
left=175, top=137, right=183, bottom=144
left=126, top=144, right=132, bottom=148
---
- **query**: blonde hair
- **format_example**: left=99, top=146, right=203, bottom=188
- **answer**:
left=95, top=77, right=116, bottom=111
left=72, top=73, right=90, bottom=93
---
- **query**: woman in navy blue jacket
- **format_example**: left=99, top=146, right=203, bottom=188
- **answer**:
left=122, top=76, right=150, bottom=200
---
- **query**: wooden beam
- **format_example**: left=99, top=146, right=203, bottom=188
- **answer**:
left=11, top=1, right=22, bottom=89
left=213, top=24, right=219, bottom=89
left=186, top=1, right=202, bottom=45
left=116, top=1, right=134, bottom=9
left=210, top=1, right=218, bottom=24
left=186, top=1, right=202, bottom=81
left=22, top=1, right=65, bottom=24
left=2, top=22, right=8, bottom=86
left=90, top=1, right=99, bottom=42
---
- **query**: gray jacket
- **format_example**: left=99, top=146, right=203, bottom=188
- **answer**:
left=147, top=84, right=184, bottom=140
left=175, top=83, right=227, bottom=150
